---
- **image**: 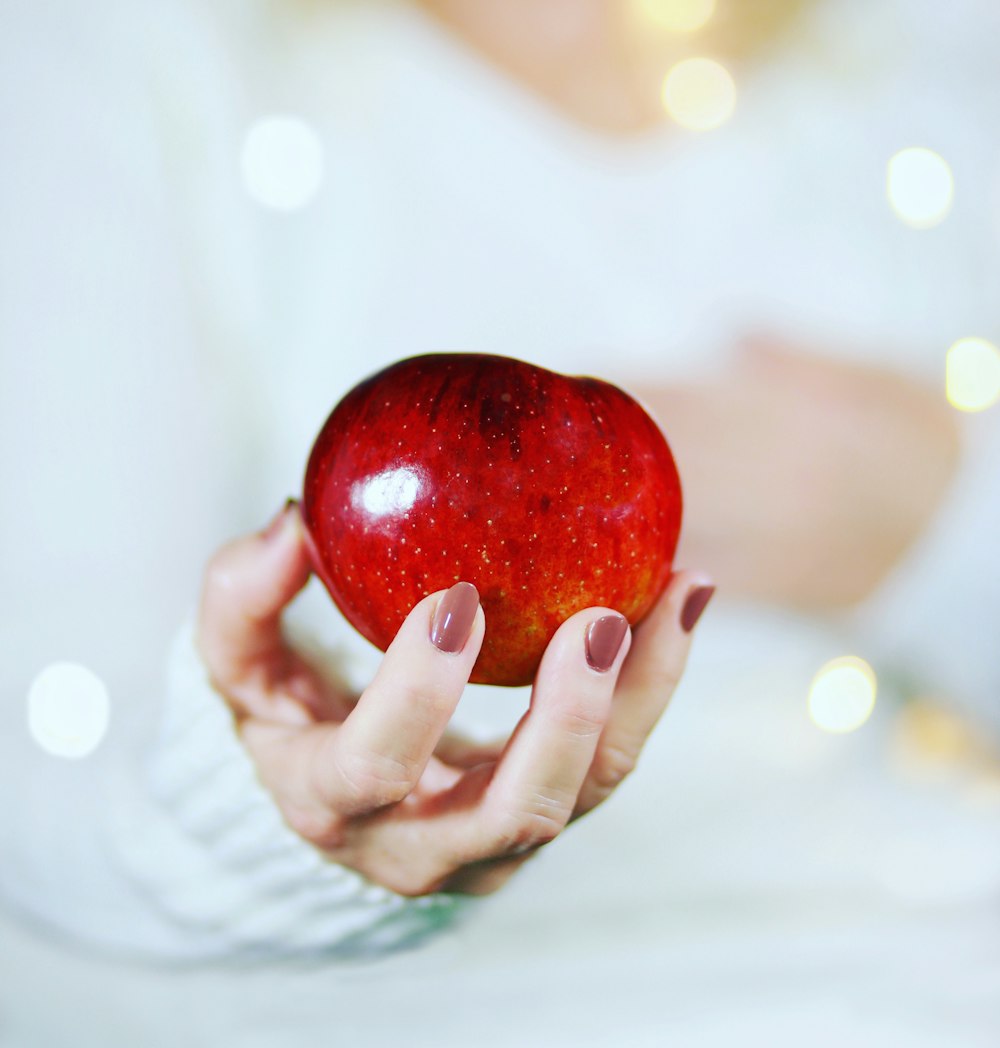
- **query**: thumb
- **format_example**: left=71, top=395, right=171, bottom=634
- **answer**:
left=196, top=499, right=313, bottom=687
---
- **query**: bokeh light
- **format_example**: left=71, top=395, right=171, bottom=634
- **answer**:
left=946, top=337, right=1000, bottom=412
left=886, top=147, right=954, bottom=229
left=895, top=700, right=974, bottom=764
left=27, top=662, right=110, bottom=759
left=635, top=0, right=716, bottom=33
left=241, top=115, right=324, bottom=212
left=661, top=57, right=736, bottom=131
left=808, top=656, right=877, bottom=734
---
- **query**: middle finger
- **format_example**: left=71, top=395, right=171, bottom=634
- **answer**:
left=468, top=607, right=630, bottom=860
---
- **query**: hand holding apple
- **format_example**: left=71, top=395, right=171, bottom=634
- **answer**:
left=194, top=501, right=714, bottom=897
left=302, top=353, right=683, bottom=686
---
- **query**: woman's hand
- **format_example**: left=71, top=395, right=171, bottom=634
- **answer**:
left=195, top=501, right=713, bottom=897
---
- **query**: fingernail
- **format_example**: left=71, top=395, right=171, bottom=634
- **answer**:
left=585, top=614, right=629, bottom=673
left=680, top=585, right=715, bottom=633
left=430, top=582, right=480, bottom=653
left=263, top=498, right=297, bottom=542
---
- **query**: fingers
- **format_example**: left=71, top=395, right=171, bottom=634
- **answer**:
left=317, top=609, right=630, bottom=893
left=197, top=500, right=350, bottom=724
left=434, top=730, right=505, bottom=769
left=236, top=571, right=712, bottom=900
left=285, top=583, right=485, bottom=822
left=247, top=582, right=484, bottom=842
left=462, top=608, right=631, bottom=861
left=197, top=500, right=310, bottom=678
left=574, top=571, right=714, bottom=815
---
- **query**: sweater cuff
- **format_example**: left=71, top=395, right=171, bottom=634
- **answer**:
left=103, top=613, right=471, bottom=960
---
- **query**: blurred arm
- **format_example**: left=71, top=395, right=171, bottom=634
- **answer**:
left=638, top=341, right=960, bottom=610
left=0, top=4, right=464, bottom=959
left=637, top=339, right=1000, bottom=730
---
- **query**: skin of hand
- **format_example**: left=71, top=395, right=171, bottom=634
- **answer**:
left=636, top=339, right=961, bottom=610
left=195, top=502, right=713, bottom=897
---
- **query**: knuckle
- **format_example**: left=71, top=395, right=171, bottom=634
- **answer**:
left=630, top=664, right=682, bottom=702
left=378, top=866, right=448, bottom=898
left=490, top=792, right=572, bottom=855
left=589, top=742, right=639, bottom=796
left=357, top=677, right=457, bottom=745
left=503, top=818, right=560, bottom=855
left=554, top=705, right=606, bottom=742
left=373, top=679, right=455, bottom=725
left=282, top=805, right=347, bottom=851
left=336, top=748, right=418, bottom=812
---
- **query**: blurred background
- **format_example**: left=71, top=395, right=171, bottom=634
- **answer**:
left=1, top=0, right=999, bottom=1045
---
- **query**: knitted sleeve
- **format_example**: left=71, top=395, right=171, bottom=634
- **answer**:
left=95, top=613, right=472, bottom=960
left=0, top=612, right=473, bottom=961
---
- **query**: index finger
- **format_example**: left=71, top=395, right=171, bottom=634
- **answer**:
left=320, top=583, right=485, bottom=816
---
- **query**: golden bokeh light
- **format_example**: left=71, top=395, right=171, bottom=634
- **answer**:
left=808, top=656, right=877, bottom=734
left=886, top=147, right=954, bottom=229
left=889, top=698, right=995, bottom=785
left=661, top=57, right=736, bottom=131
left=896, top=701, right=974, bottom=763
left=946, top=337, right=1000, bottom=413
left=27, top=662, right=110, bottom=759
left=635, top=0, right=716, bottom=33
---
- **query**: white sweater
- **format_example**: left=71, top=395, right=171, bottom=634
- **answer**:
left=1, top=0, right=998, bottom=962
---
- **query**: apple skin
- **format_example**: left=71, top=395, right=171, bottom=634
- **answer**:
left=302, top=353, right=682, bottom=687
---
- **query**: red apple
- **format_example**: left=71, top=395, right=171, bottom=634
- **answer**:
left=302, top=353, right=682, bottom=687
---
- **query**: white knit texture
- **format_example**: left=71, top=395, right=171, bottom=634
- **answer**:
left=103, top=614, right=471, bottom=960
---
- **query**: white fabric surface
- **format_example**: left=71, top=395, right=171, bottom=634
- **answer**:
left=1, top=0, right=999, bottom=1042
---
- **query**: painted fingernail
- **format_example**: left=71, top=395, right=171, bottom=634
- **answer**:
left=263, top=498, right=297, bottom=542
left=680, top=585, right=715, bottom=633
left=430, top=582, right=480, bottom=653
left=585, top=614, right=629, bottom=673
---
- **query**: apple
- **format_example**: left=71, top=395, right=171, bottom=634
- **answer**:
left=302, top=353, right=682, bottom=687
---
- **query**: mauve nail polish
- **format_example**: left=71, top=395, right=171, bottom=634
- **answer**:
left=585, top=614, right=629, bottom=672
left=430, top=582, right=480, bottom=653
left=680, top=585, right=715, bottom=633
